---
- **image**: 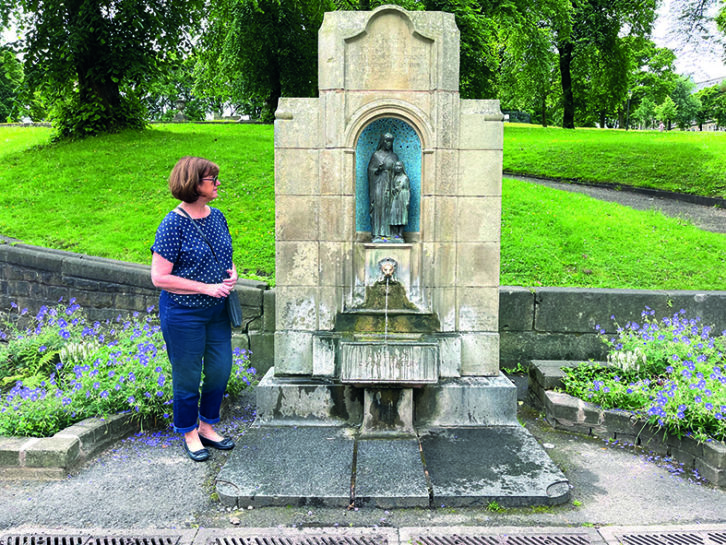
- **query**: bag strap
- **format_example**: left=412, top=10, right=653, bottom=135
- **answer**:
left=176, top=206, right=225, bottom=274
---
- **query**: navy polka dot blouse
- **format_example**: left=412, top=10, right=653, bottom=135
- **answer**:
left=151, top=208, right=234, bottom=308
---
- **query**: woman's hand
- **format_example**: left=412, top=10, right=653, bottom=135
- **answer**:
left=206, top=282, right=233, bottom=298
left=223, top=266, right=238, bottom=288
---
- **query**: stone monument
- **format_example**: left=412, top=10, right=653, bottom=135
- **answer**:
left=216, top=4, right=569, bottom=508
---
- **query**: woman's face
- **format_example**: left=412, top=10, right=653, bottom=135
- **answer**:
left=382, top=135, right=393, bottom=151
left=197, top=171, right=220, bottom=202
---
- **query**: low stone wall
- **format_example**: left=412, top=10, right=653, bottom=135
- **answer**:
left=500, top=286, right=726, bottom=367
left=3, top=241, right=726, bottom=373
left=0, top=414, right=137, bottom=478
left=529, top=360, right=726, bottom=487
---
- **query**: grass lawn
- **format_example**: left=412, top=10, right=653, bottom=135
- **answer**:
left=504, top=124, right=726, bottom=199
left=0, top=124, right=275, bottom=282
left=2, top=123, right=726, bottom=289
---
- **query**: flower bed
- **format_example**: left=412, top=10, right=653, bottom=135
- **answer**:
left=0, top=299, right=257, bottom=438
left=530, top=361, right=726, bottom=487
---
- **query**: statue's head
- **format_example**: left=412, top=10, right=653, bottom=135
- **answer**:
left=393, top=161, right=404, bottom=174
left=377, top=132, right=394, bottom=151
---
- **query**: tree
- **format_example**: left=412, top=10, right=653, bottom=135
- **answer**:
left=552, top=0, right=657, bottom=128
left=632, top=95, right=656, bottom=128
left=670, top=76, right=701, bottom=129
left=498, top=0, right=562, bottom=126
left=197, top=0, right=330, bottom=122
left=198, top=0, right=523, bottom=122
left=655, top=96, right=678, bottom=130
left=0, top=0, right=205, bottom=138
left=696, top=81, right=726, bottom=128
left=142, top=55, right=211, bottom=122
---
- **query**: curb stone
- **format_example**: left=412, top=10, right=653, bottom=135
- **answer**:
left=530, top=359, right=726, bottom=487
left=0, top=413, right=137, bottom=479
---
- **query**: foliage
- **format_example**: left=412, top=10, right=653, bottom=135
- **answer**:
left=632, top=95, right=656, bottom=129
left=1, top=0, right=205, bottom=138
left=561, top=309, right=726, bottom=443
left=0, top=46, right=23, bottom=122
left=670, top=77, right=701, bottom=130
left=554, top=0, right=658, bottom=128
left=198, top=0, right=328, bottom=122
left=0, top=299, right=258, bottom=437
left=423, top=0, right=501, bottom=99
left=695, top=80, right=726, bottom=129
left=498, top=2, right=561, bottom=127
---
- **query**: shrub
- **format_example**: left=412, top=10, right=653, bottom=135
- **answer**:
left=0, top=299, right=256, bottom=437
left=562, top=308, right=726, bottom=443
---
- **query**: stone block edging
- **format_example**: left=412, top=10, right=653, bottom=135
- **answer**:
left=0, top=413, right=137, bottom=479
left=529, top=360, right=726, bottom=488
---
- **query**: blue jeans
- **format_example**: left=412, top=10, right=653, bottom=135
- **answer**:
left=159, top=291, right=232, bottom=433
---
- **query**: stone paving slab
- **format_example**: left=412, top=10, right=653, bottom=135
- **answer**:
left=216, top=423, right=570, bottom=509
left=355, top=438, right=429, bottom=509
left=419, top=426, right=570, bottom=508
left=215, top=426, right=355, bottom=508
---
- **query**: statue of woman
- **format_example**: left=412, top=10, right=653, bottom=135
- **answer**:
left=389, top=161, right=410, bottom=241
left=367, top=132, right=399, bottom=242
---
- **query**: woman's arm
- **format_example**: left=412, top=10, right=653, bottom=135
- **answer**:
left=151, top=252, right=232, bottom=298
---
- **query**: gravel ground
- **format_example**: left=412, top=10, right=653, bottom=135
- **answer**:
left=507, top=174, right=726, bottom=234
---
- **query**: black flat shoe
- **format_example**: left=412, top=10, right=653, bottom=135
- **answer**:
left=183, top=440, right=210, bottom=462
left=199, top=434, right=235, bottom=450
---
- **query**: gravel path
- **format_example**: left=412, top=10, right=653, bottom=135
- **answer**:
left=507, top=174, right=726, bottom=234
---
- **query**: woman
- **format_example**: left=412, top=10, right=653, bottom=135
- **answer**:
left=150, top=156, right=238, bottom=462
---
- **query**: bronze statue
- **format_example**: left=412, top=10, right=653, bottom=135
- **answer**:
left=389, top=161, right=410, bottom=240
left=367, top=132, right=399, bottom=242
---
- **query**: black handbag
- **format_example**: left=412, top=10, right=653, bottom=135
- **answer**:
left=177, top=207, right=243, bottom=328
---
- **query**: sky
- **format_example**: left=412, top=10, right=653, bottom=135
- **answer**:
left=652, top=0, right=726, bottom=83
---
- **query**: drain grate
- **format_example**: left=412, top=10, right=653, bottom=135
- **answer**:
left=3, top=537, right=87, bottom=545
left=616, top=533, right=726, bottom=545
left=3, top=536, right=180, bottom=545
left=209, top=537, right=386, bottom=545
left=411, top=534, right=591, bottom=545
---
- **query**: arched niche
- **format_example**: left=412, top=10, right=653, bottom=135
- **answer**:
left=354, top=117, right=421, bottom=234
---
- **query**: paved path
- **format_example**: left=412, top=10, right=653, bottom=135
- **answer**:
left=0, top=393, right=724, bottom=531
left=507, top=174, right=726, bottom=234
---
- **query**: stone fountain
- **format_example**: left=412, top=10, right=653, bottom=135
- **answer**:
left=216, top=4, right=569, bottom=508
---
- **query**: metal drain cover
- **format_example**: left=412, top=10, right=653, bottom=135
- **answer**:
left=2, top=536, right=180, bottom=545
left=208, top=537, right=386, bottom=545
left=615, top=533, right=726, bottom=545
left=410, top=534, right=591, bottom=545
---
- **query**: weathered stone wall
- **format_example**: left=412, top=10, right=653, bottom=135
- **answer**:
left=4, top=241, right=726, bottom=372
left=500, top=286, right=726, bottom=366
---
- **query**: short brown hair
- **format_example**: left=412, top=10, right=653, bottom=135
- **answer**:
left=168, top=156, right=220, bottom=203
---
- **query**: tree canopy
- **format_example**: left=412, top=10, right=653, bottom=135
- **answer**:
left=0, top=0, right=205, bottom=137
left=1, top=0, right=723, bottom=134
